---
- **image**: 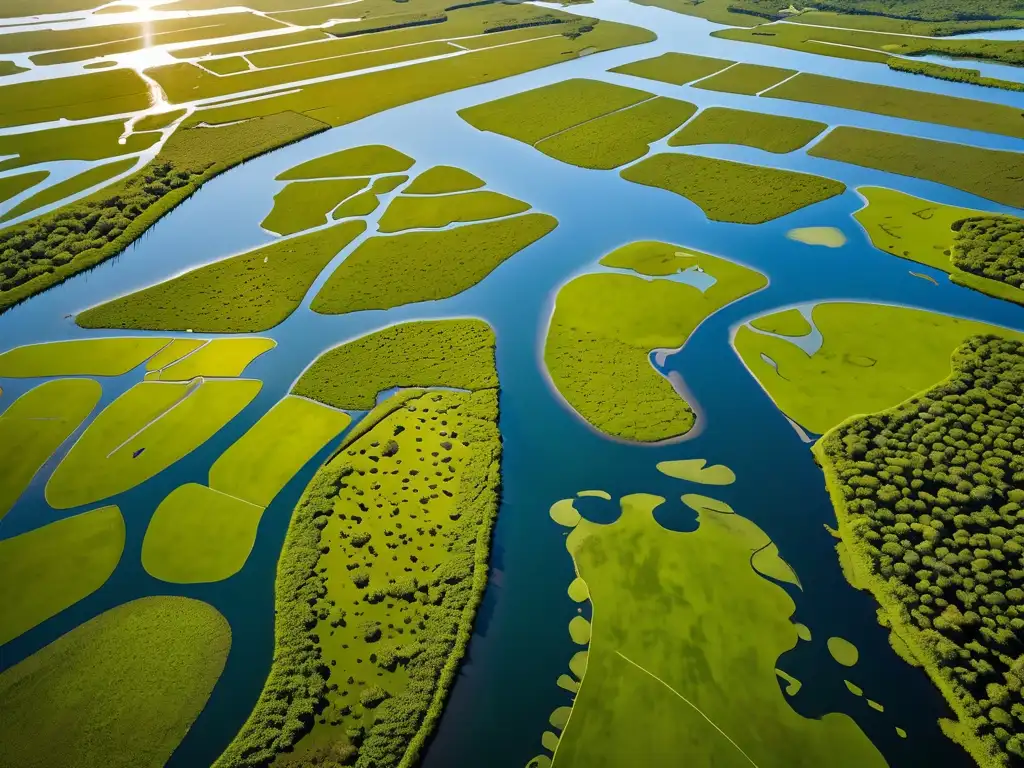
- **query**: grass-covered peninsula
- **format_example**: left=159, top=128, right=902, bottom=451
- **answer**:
left=215, top=318, right=501, bottom=768
left=545, top=242, right=766, bottom=441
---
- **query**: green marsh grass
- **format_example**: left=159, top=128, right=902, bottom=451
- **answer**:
left=46, top=378, right=262, bottom=509
left=142, top=484, right=265, bottom=583
left=293, top=318, right=498, bottom=410
left=0, top=379, right=101, bottom=519
left=0, top=337, right=167, bottom=376
left=377, top=190, right=530, bottom=232
left=262, top=178, right=369, bottom=235
left=0, top=68, right=150, bottom=129
left=278, top=144, right=414, bottom=180
left=668, top=106, right=826, bottom=154
left=751, top=308, right=812, bottom=336
left=0, top=505, right=124, bottom=645
left=150, top=337, right=275, bottom=380
left=622, top=153, right=845, bottom=224
left=0, top=596, right=230, bottom=768
left=536, top=97, right=697, bottom=170
left=812, top=129, right=1024, bottom=209
left=1, top=158, right=137, bottom=223
left=0, top=119, right=157, bottom=173
left=404, top=165, right=484, bottom=194
left=0, top=170, right=48, bottom=206
left=693, top=62, right=797, bottom=95
left=312, top=214, right=557, bottom=314
left=78, top=221, right=365, bottom=332
left=609, top=51, right=734, bottom=85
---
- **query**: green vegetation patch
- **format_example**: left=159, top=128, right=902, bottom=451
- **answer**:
left=79, top=221, right=364, bottom=332
left=547, top=493, right=886, bottom=768
left=751, top=308, right=812, bottom=336
left=0, top=337, right=167, bottom=376
left=656, top=458, right=736, bottom=485
left=622, top=153, right=845, bottom=224
left=812, top=128, right=1023, bottom=209
left=377, top=190, right=530, bottom=233
left=203, top=56, right=250, bottom=75
left=142, top=483, right=265, bottom=583
left=458, top=78, right=652, bottom=145
left=609, top=52, right=734, bottom=85
left=816, top=335, right=1024, bottom=765
left=0, top=596, right=230, bottom=768
left=293, top=318, right=497, bottom=410
left=693, top=63, right=797, bottom=95
left=0, top=379, right=101, bottom=520
left=0, top=505, right=124, bottom=645
left=210, top=395, right=352, bottom=506
left=278, top=145, right=414, bottom=180
left=151, top=337, right=275, bottom=380
left=668, top=106, right=826, bottom=154
left=1, top=111, right=326, bottom=315
left=214, top=386, right=501, bottom=768
left=545, top=247, right=766, bottom=441
left=787, top=226, right=847, bottom=248
left=134, top=109, right=187, bottom=132
left=828, top=636, right=860, bottom=667
left=734, top=302, right=1024, bottom=435
left=145, top=338, right=205, bottom=371
left=854, top=186, right=1024, bottom=305
left=312, top=213, right=556, bottom=314
left=0, top=68, right=150, bottom=129
left=0, top=120, right=156, bottom=174
left=1, top=158, right=137, bottom=224
left=404, top=166, right=484, bottom=195
left=262, top=178, right=368, bottom=235
left=536, top=97, right=697, bottom=170
left=765, top=73, right=1024, bottom=140
left=599, top=240, right=702, bottom=276
left=0, top=170, right=48, bottom=206
left=47, top=378, right=261, bottom=509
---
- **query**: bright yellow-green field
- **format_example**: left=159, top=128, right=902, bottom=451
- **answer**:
left=46, top=378, right=261, bottom=509
left=0, top=337, right=168, bottom=377
left=0, top=505, right=124, bottom=646
left=536, top=97, right=697, bottom=170
left=458, top=78, right=652, bottom=145
left=622, top=154, right=846, bottom=224
left=655, top=458, right=736, bottom=485
left=278, top=145, right=415, bottom=180
left=610, top=51, right=733, bottom=85
left=0, top=596, right=230, bottom=768
left=751, top=308, right=813, bottom=336
left=209, top=395, right=352, bottom=507
left=149, top=337, right=275, bottom=380
left=377, top=190, right=530, bottom=233
left=78, top=222, right=366, bottom=333
left=734, top=302, right=1024, bottom=434
left=144, top=338, right=206, bottom=371
left=312, top=214, right=557, bottom=314
left=0, top=120, right=155, bottom=174
left=404, top=166, right=484, bottom=194
left=668, top=107, right=826, bottom=154
left=0, top=378, right=101, bottom=520
left=262, top=178, right=369, bottom=235
left=853, top=186, right=1024, bottom=305
left=545, top=243, right=766, bottom=441
left=0, top=170, right=48, bottom=206
left=0, top=68, right=151, bottom=129
left=142, top=484, right=265, bottom=583
left=693, top=63, right=797, bottom=95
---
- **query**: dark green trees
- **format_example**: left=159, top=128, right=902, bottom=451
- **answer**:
left=823, top=335, right=1024, bottom=764
left=953, top=216, right=1024, bottom=290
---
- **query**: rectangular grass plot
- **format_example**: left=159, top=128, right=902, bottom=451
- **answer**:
left=609, top=52, right=734, bottom=86
left=694, top=63, right=796, bottom=95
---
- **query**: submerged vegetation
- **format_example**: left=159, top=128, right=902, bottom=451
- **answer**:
left=817, top=336, right=1024, bottom=765
left=215, top=320, right=500, bottom=768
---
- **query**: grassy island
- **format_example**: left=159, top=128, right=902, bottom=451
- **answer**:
left=215, top=320, right=501, bottom=768
left=816, top=335, right=1024, bottom=766
left=734, top=302, right=1024, bottom=435
left=621, top=154, right=845, bottom=224
left=811, top=129, right=1024, bottom=209
left=311, top=213, right=556, bottom=315
left=78, top=222, right=365, bottom=332
left=609, top=52, right=733, bottom=86
left=854, top=188, right=1024, bottom=306
left=0, top=596, right=230, bottom=768
left=545, top=243, right=766, bottom=442
left=536, top=492, right=886, bottom=767
left=667, top=107, right=826, bottom=154
left=404, top=166, right=484, bottom=195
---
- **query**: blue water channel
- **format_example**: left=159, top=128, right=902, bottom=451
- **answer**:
left=1, top=1, right=1023, bottom=766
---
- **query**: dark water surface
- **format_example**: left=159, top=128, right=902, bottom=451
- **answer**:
left=1, top=3, right=1023, bottom=766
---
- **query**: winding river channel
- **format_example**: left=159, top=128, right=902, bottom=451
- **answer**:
left=1, top=1, right=1023, bottom=766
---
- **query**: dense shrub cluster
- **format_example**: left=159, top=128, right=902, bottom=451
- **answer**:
left=730, top=0, right=1024, bottom=22
left=0, top=162, right=198, bottom=295
left=823, top=335, right=1024, bottom=764
left=953, top=216, right=1024, bottom=289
